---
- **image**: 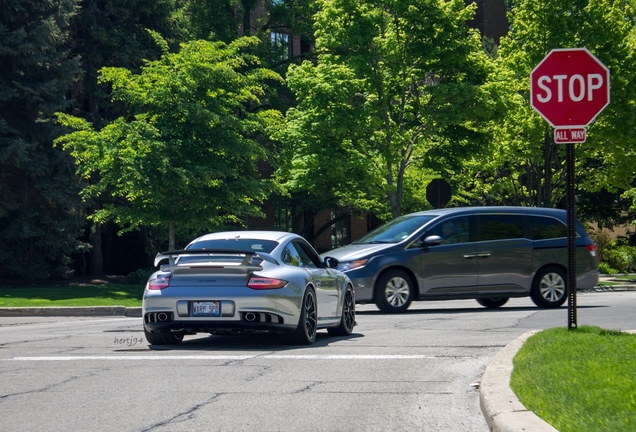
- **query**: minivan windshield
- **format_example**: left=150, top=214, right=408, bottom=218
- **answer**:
left=354, top=215, right=437, bottom=244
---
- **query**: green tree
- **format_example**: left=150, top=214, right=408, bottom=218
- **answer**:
left=468, top=0, right=636, bottom=217
left=177, top=0, right=239, bottom=43
left=277, top=0, right=507, bottom=220
left=0, top=0, right=86, bottom=278
left=56, top=36, right=283, bottom=250
left=67, top=0, right=181, bottom=275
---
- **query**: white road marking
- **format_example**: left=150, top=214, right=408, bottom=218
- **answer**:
left=3, top=354, right=450, bottom=361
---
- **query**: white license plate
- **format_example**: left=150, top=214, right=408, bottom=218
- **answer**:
left=192, top=301, right=221, bottom=317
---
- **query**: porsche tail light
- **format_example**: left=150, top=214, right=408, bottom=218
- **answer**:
left=148, top=274, right=171, bottom=290
left=247, top=277, right=288, bottom=290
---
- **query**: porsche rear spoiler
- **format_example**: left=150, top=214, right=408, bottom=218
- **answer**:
left=154, top=249, right=280, bottom=275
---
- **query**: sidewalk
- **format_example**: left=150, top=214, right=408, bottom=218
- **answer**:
left=0, top=306, right=142, bottom=317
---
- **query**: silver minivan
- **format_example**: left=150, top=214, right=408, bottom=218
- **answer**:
left=323, top=207, right=599, bottom=313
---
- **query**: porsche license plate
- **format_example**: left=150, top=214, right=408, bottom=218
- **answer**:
left=192, top=301, right=221, bottom=317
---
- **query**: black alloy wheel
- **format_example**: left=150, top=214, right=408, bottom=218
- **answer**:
left=144, top=328, right=184, bottom=345
left=286, top=288, right=318, bottom=345
left=328, top=286, right=356, bottom=336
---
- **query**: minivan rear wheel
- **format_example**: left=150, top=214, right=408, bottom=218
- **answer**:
left=531, top=266, right=567, bottom=308
left=476, top=297, right=509, bottom=308
left=375, top=269, right=414, bottom=314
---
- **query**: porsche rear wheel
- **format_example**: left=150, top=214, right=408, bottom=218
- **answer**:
left=144, top=328, right=184, bottom=345
left=285, top=288, right=317, bottom=345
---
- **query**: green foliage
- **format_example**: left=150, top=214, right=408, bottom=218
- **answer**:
left=511, top=326, right=636, bottom=432
left=127, top=268, right=154, bottom=284
left=277, top=0, right=507, bottom=220
left=468, top=0, right=636, bottom=213
left=178, top=0, right=240, bottom=43
left=597, top=261, right=618, bottom=274
left=0, top=0, right=87, bottom=278
left=56, top=36, right=284, bottom=246
left=587, top=227, right=612, bottom=262
left=593, top=231, right=636, bottom=273
left=68, top=0, right=181, bottom=127
left=602, top=242, right=636, bottom=273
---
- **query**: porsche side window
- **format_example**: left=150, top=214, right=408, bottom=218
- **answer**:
left=281, top=243, right=303, bottom=267
left=293, top=241, right=319, bottom=268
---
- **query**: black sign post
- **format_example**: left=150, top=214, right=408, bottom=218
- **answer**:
left=530, top=48, right=610, bottom=330
left=566, top=144, right=577, bottom=329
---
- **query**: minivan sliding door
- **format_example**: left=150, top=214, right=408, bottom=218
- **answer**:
left=476, top=214, right=533, bottom=293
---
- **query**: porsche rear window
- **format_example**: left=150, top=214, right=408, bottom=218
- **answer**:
left=187, top=239, right=278, bottom=253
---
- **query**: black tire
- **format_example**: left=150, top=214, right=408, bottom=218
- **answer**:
left=328, top=285, right=356, bottom=336
left=285, top=287, right=318, bottom=345
left=531, top=266, right=567, bottom=308
left=375, top=269, right=414, bottom=314
left=476, top=297, right=509, bottom=308
left=144, top=328, right=184, bottom=345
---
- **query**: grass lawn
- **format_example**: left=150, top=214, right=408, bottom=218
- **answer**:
left=0, top=283, right=144, bottom=307
left=511, top=326, right=636, bottom=432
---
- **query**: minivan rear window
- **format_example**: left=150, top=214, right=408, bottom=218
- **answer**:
left=530, top=216, right=567, bottom=240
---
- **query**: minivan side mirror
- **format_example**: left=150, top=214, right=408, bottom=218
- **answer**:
left=422, top=235, right=443, bottom=246
left=323, top=256, right=340, bottom=268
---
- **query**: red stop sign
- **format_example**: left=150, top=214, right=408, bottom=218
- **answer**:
left=530, top=48, right=610, bottom=128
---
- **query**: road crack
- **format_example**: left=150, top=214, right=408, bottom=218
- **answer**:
left=0, top=370, right=100, bottom=402
left=139, top=394, right=221, bottom=431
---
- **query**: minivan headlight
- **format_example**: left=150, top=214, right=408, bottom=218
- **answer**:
left=338, top=259, right=368, bottom=271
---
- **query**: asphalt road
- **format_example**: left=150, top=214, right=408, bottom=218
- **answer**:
left=1, top=291, right=634, bottom=432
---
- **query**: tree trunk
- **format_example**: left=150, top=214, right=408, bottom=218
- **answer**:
left=89, top=222, right=105, bottom=276
left=169, top=221, right=176, bottom=251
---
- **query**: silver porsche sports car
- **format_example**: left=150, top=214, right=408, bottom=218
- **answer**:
left=143, top=231, right=356, bottom=346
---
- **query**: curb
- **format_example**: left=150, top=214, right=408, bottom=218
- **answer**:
left=0, top=307, right=142, bottom=317
left=480, top=329, right=636, bottom=432
left=480, top=330, right=558, bottom=432
left=583, top=285, right=636, bottom=291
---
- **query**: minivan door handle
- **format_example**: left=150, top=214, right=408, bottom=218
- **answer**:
left=462, top=254, right=477, bottom=259
left=476, top=252, right=491, bottom=258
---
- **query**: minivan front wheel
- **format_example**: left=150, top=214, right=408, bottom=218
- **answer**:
left=531, top=266, right=567, bottom=308
left=375, top=269, right=414, bottom=314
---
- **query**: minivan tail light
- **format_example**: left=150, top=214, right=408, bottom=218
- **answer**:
left=148, top=275, right=171, bottom=290
left=247, top=277, right=288, bottom=290
left=586, top=244, right=596, bottom=257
